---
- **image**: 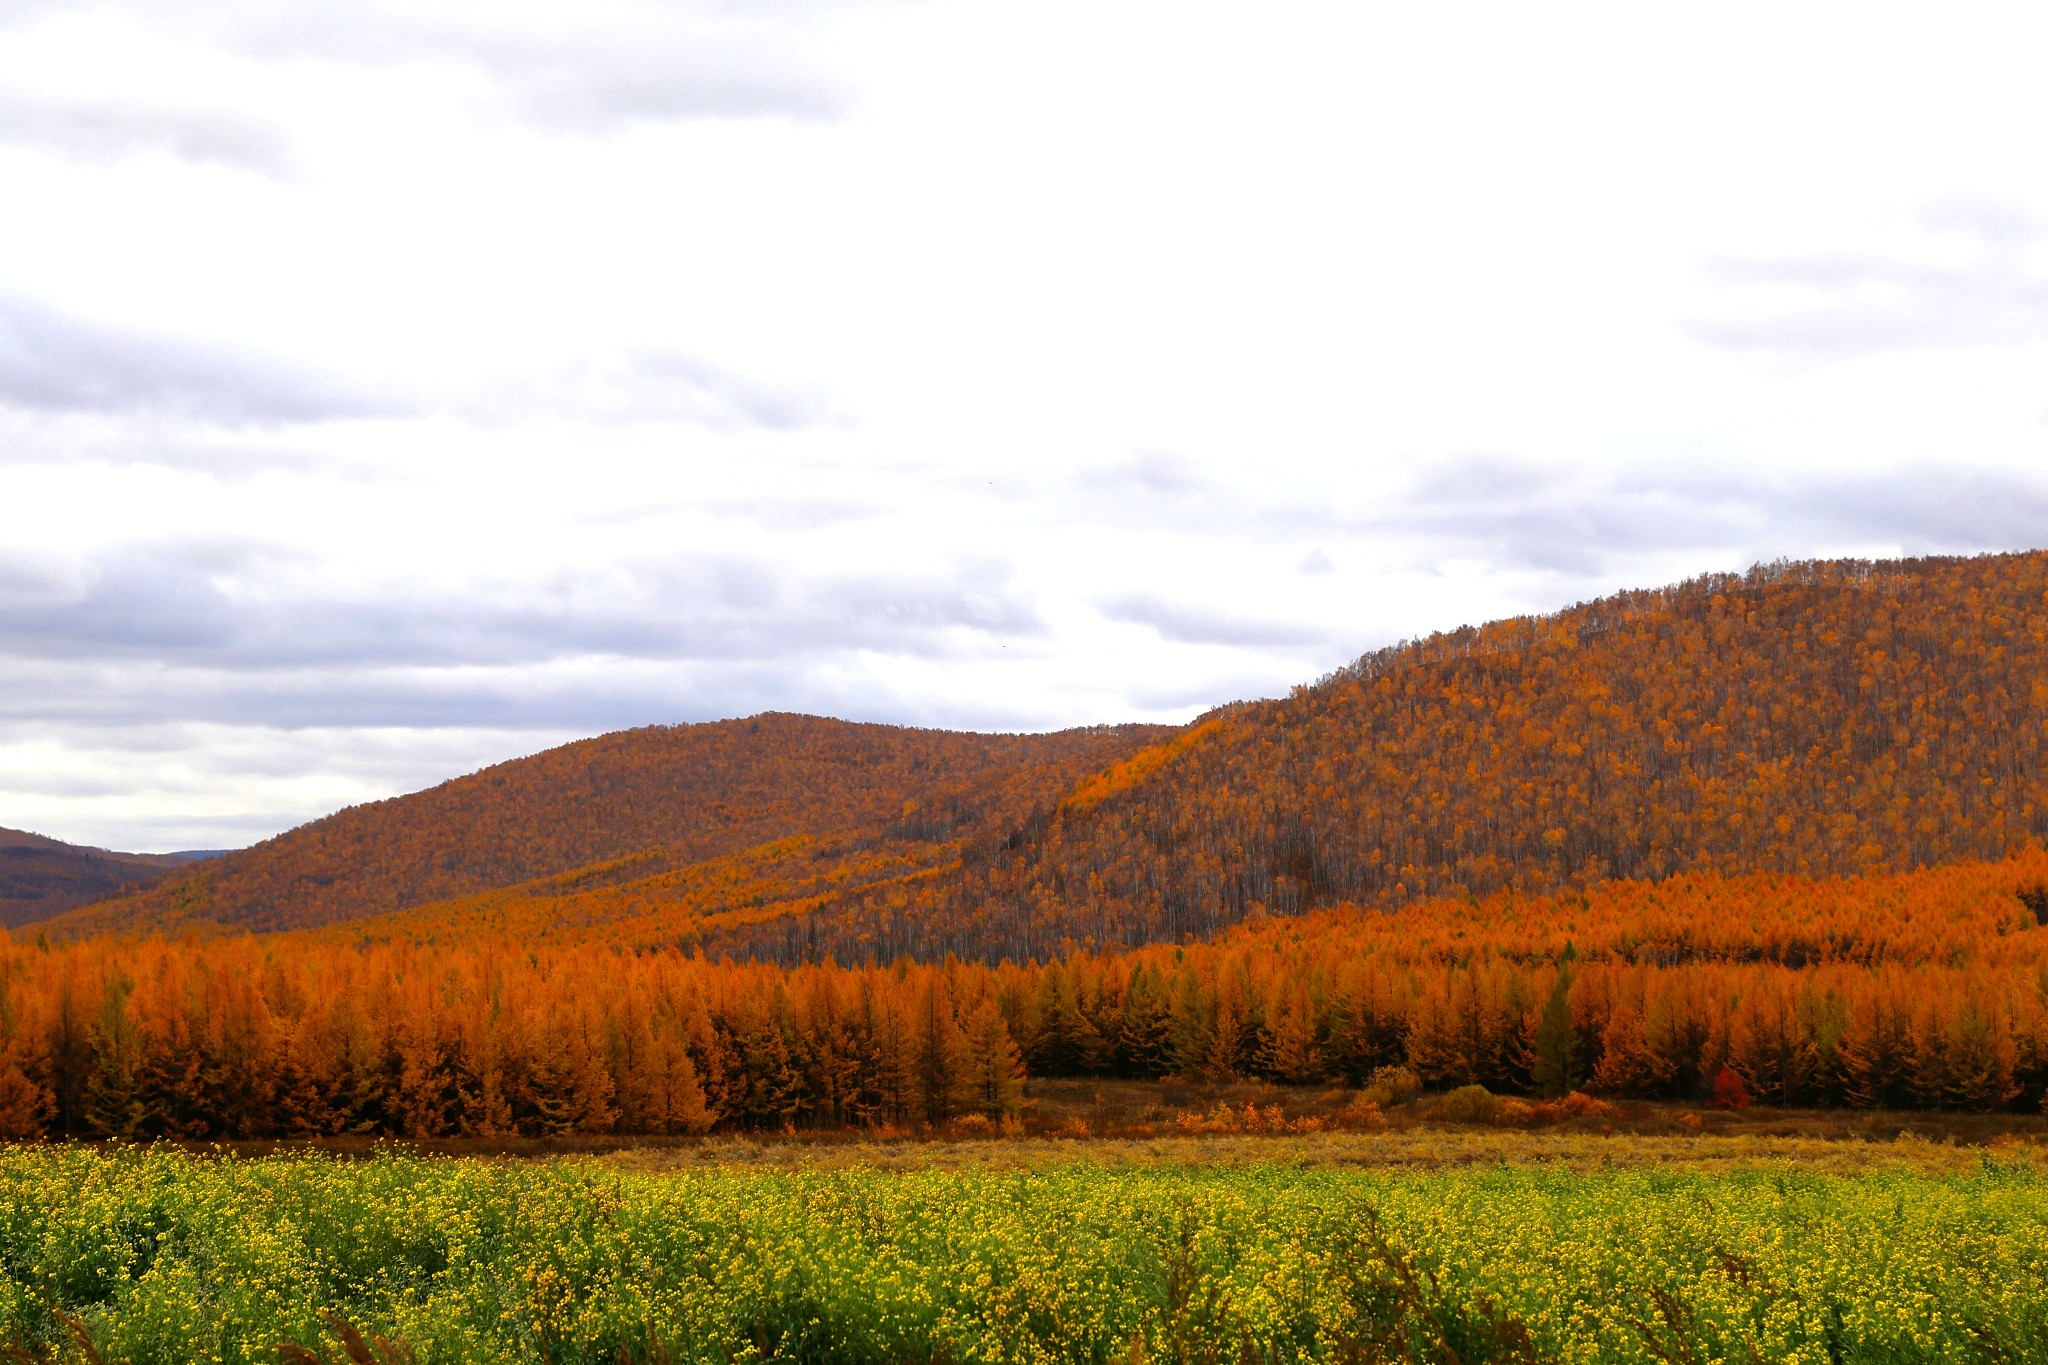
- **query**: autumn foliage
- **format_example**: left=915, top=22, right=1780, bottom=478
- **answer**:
left=13, top=550, right=2048, bottom=1139
left=9, top=848, right=2048, bottom=1139
left=40, top=552, right=2048, bottom=973
left=56, top=717, right=1171, bottom=938
left=765, top=553, right=2048, bottom=961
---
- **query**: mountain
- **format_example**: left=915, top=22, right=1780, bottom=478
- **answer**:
left=0, top=828, right=201, bottom=929
left=51, top=716, right=1174, bottom=937
left=371, top=550, right=2048, bottom=965
left=790, top=550, right=2048, bottom=960
left=50, top=550, right=2048, bottom=962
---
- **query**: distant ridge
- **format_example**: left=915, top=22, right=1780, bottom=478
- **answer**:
left=0, top=827, right=196, bottom=929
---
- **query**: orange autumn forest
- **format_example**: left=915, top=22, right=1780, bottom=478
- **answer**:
left=8, top=550, right=2048, bottom=1140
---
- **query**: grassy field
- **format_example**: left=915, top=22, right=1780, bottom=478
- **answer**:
left=2, top=1136, right=2046, bottom=1364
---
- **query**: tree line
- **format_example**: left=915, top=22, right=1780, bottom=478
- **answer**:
left=6, top=850, right=2048, bottom=1139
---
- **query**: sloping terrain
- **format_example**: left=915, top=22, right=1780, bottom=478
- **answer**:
left=51, top=716, right=1173, bottom=936
left=300, top=551, right=2048, bottom=964
left=699, top=552, right=2048, bottom=961
left=871, top=552, right=2048, bottom=952
left=49, top=551, right=2048, bottom=961
left=0, top=828, right=199, bottom=929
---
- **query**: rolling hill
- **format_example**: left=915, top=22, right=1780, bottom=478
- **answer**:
left=0, top=828, right=208, bottom=929
left=43, top=550, right=2048, bottom=963
left=50, top=716, right=1174, bottom=937
left=746, top=551, right=2048, bottom=961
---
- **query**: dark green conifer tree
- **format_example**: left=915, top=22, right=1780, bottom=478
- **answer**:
left=1530, top=969, right=1582, bottom=1098
left=84, top=976, right=145, bottom=1139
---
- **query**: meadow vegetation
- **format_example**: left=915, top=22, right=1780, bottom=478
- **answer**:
left=3, top=1136, right=2046, bottom=1364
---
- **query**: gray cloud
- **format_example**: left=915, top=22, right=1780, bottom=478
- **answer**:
left=278, top=7, right=851, bottom=128
left=1382, top=455, right=2048, bottom=579
left=453, top=27, right=851, bottom=130
left=0, top=541, right=1044, bottom=685
left=0, top=421, right=389, bottom=481
left=0, top=646, right=1031, bottom=738
left=1690, top=202, right=2048, bottom=360
left=1627, top=463, right=2048, bottom=554
left=1922, top=198, right=2047, bottom=250
left=0, top=296, right=400, bottom=424
left=1122, top=670, right=1294, bottom=713
left=1070, top=452, right=1264, bottom=536
left=0, top=307, right=817, bottom=437
left=0, top=2, right=857, bottom=133
left=709, top=495, right=885, bottom=531
left=575, top=495, right=888, bottom=531
left=1389, top=455, right=1653, bottom=575
left=1081, top=450, right=1205, bottom=499
left=0, top=90, right=297, bottom=175
left=492, top=350, right=835, bottom=430
left=1071, top=445, right=2048, bottom=587
left=1100, top=593, right=1328, bottom=648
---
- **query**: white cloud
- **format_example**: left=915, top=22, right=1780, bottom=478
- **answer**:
left=0, top=295, right=398, bottom=422
left=1691, top=204, right=2048, bottom=361
left=0, top=89, right=297, bottom=174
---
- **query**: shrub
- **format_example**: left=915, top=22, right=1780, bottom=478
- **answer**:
left=1361, top=1066, right=1423, bottom=1109
left=1713, top=1067, right=1753, bottom=1110
left=1491, top=1097, right=1540, bottom=1128
left=1557, top=1091, right=1614, bottom=1119
left=1335, top=1097, right=1388, bottom=1132
left=1435, top=1085, right=1500, bottom=1125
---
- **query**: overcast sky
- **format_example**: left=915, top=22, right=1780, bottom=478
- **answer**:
left=4, top=2, right=2047, bottom=852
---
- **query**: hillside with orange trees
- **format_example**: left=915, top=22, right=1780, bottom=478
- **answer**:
left=6, top=849, right=2048, bottom=1140
left=45, top=551, right=2048, bottom=966
left=303, top=551, right=2048, bottom=964
left=52, top=717, right=1171, bottom=937
left=705, top=552, right=2048, bottom=961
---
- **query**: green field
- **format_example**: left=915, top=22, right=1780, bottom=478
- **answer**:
left=2, top=1140, right=2045, bottom=1364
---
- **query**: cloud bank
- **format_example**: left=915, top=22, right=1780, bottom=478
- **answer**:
left=5, top=5, right=2048, bottom=852
left=0, top=298, right=394, bottom=424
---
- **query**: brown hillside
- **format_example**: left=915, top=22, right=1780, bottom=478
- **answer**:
left=0, top=827, right=192, bottom=929
left=700, top=551, right=2048, bottom=961
left=55, top=551, right=2048, bottom=960
left=51, top=716, right=1173, bottom=936
left=304, top=550, right=2048, bottom=967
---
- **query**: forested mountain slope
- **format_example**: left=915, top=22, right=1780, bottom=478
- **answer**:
left=53, top=717, right=1173, bottom=935
left=51, top=551, right=2048, bottom=959
left=0, top=828, right=196, bottom=930
left=701, top=552, right=2048, bottom=961
left=309, top=551, right=2048, bottom=965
